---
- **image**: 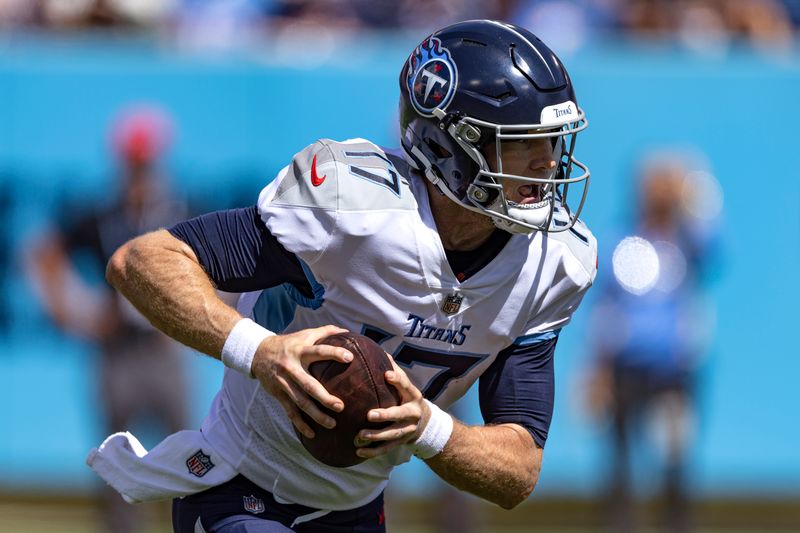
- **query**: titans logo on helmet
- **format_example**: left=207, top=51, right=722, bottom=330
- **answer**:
left=406, top=37, right=457, bottom=117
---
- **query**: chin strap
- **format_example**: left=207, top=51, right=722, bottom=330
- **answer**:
left=492, top=216, right=532, bottom=234
left=489, top=197, right=552, bottom=234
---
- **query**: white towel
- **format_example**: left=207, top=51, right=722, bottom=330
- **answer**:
left=86, top=430, right=237, bottom=504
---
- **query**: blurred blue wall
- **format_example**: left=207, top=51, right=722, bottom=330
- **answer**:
left=2, top=35, right=799, bottom=497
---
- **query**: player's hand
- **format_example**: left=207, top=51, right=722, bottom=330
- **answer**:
left=355, top=355, right=430, bottom=458
left=251, top=325, right=353, bottom=439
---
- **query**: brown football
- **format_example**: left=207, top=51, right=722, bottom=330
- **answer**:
left=296, top=332, right=401, bottom=467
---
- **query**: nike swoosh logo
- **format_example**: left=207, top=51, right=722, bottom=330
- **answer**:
left=311, top=154, right=326, bottom=186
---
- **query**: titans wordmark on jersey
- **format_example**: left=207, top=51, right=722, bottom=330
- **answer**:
left=199, top=138, right=596, bottom=511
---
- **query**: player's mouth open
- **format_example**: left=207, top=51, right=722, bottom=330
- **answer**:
left=514, top=184, right=544, bottom=206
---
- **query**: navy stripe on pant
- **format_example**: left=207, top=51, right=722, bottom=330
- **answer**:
left=172, top=475, right=386, bottom=533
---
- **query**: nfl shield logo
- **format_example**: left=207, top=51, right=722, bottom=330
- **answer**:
left=441, top=293, right=463, bottom=314
left=243, top=495, right=265, bottom=514
left=185, top=450, right=215, bottom=478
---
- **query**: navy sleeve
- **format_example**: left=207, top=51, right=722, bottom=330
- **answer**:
left=168, top=206, right=311, bottom=295
left=478, top=335, right=558, bottom=449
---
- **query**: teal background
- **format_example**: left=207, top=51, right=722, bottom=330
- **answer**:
left=2, top=35, right=798, bottom=497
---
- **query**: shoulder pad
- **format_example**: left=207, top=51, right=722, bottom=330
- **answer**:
left=547, top=217, right=597, bottom=284
left=266, top=138, right=415, bottom=212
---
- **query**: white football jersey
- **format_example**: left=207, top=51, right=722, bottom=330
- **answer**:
left=200, top=138, right=597, bottom=511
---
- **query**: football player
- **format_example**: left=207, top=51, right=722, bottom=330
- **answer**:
left=88, top=20, right=597, bottom=533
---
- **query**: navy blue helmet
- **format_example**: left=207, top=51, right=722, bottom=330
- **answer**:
left=400, top=20, right=589, bottom=234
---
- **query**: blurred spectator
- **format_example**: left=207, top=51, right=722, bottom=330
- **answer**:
left=783, top=0, right=800, bottom=25
left=262, top=0, right=492, bottom=32
left=720, top=0, right=795, bottom=49
left=1, top=0, right=797, bottom=52
left=621, top=0, right=795, bottom=52
left=173, top=0, right=273, bottom=49
left=29, top=104, right=190, bottom=533
left=586, top=149, right=722, bottom=533
left=41, top=0, right=125, bottom=27
left=620, top=0, right=679, bottom=38
left=0, top=0, right=35, bottom=27
left=265, top=0, right=362, bottom=30
left=349, top=0, right=490, bottom=30
left=510, top=0, right=622, bottom=53
left=0, top=0, right=176, bottom=29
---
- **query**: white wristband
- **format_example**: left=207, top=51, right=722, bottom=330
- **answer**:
left=221, top=318, right=274, bottom=377
left=414, top=399, right=453, bottom=459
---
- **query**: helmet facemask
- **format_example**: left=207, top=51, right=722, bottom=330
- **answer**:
left=434, top=107, right=590, bottom=234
